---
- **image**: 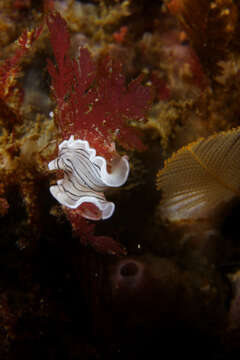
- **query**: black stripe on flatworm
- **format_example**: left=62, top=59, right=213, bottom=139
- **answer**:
left=64, top=172, right=105, bottom=201
left=65, top=158, right=105, bottom=192
left=59, top=153, right=102, bottom=189
left=63, top=149, right=102, bottom=182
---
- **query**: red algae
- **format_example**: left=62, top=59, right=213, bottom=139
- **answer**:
left=65, top=206, right=126, bottom=255
left=0, top=25, right=43, bottom=120
left=47, top=12, right=153, bottom=157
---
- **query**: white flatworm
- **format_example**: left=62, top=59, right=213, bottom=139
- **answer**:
left=48, top=136, right=130, bottom=220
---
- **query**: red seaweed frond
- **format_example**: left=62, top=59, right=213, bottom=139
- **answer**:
left=47, top=12, right=74, bottom=105
left=65, top=207, right=126, bottom=255
left=0, top=24, right=43, bottom=113
left=47, top=12, right=153, bottom=157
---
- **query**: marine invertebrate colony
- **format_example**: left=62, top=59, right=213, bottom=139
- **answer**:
left=156, top=127, right=240, bottom=222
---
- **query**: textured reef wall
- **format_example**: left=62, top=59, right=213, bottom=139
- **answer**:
left=1, top=0, right=240, bottom=359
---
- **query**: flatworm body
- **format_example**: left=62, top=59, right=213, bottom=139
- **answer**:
left=48, top=136, right=130, bottom=220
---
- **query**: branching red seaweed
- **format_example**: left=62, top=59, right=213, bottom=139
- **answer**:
left=47, top=11, right=153, bottom=158
left=65, top=207, right=126, bottom=255
left=0, top=25, right=43, bottom=115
